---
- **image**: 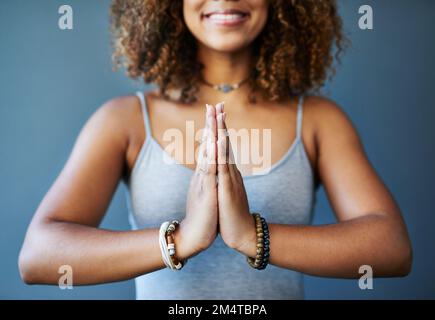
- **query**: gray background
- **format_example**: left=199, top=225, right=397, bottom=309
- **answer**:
left=1, top=0, right=434, bottom=299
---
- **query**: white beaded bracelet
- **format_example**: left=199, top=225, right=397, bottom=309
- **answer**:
left=159, top=221, right=174, bottom=269
left=158, top=220, right=186, bottom=271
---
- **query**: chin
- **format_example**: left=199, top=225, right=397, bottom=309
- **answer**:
left=201, top=35, right=251, bottom=53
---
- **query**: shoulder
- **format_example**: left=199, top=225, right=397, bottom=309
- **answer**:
left=95, top=94, right=140, bottom=123
left=303, top=95, right=350, bottom=123
left=303, top=95, right=359, bottom=140
left=99, top=93, right=149, bottom=126
left=302, top=95, right=364, bottom=165
left=83, top=94, right=144, bottom=148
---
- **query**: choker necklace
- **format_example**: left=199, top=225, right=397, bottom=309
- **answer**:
left=200, top=75, right=250, bottom=93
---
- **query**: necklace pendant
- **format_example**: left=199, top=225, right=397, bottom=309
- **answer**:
left=219, top=84, right=233, bottom=93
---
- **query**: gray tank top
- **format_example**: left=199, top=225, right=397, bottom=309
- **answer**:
left=123, top=91, right=316, bottom=299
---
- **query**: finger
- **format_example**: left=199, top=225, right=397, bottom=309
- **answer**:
left=206, top=103, right=217, bottom=175
left=222, top=112, right=235, bottom=165
left=222, top=112, right=242, bottom=180
left=216, top=102, right=229, bottom=177
left=216, top=100, right=224, bottom=115
left=196, top=104, right=211, bottom=174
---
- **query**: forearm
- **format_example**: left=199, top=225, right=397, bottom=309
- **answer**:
left=238, top=214, right=412, bottom=278
left=19, top=221, right=177, bottom=285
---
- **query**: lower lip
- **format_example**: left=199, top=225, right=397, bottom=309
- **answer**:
left=203, top=14, right=249, bottom=27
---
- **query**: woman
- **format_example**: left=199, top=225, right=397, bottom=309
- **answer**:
left=19, top=0, right=412, bottom=299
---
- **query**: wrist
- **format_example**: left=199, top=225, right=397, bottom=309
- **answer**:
left=173, top=223, right=191, bottom=261
left=234, top=216, right=258, bottom=258
left=173, top=220, right=205, bottom=260
left=246, top=213, right=270, bottom=270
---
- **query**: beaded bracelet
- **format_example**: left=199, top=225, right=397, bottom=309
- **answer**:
left=158, top=220, right=187, bottom=271
left=247, top=213, right=270, bottom=270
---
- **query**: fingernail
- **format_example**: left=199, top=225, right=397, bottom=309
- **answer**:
left=218, top=101, right=225, bottom=113
left=216, top=102, right=222, bottom=113
left=222, top=112, right=226, bottom=122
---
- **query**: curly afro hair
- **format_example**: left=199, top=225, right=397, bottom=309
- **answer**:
left=110, top=0, right=348, bottom=104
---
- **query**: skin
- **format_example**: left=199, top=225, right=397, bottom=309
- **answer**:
left=18, top=0, right=412, bottom=285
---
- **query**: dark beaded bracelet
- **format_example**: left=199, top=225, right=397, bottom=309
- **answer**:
left=257, top=217, right=270, bottom=270
left=247, top=213, right=270, bottom=270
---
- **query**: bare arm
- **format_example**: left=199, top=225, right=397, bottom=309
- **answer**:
left=263, top=99, right=412, bottom=277
left=266, top=214, right=410, bottom=278
left=19, top=96, right=218, bottom=285
left=220, top=98, right=412, bottom=278
left=18, top=97, right=185, bottom=285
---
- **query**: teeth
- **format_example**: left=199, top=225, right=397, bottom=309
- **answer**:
left=207, top=13, right=245, bottom=21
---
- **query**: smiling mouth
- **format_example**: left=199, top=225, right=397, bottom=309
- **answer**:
left=201, top=12, right=250, bottom=26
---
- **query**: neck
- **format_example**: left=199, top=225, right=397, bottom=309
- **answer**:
left=195, top=43, right=258, bottom=106
left=198, top=43, right=253, bottom=84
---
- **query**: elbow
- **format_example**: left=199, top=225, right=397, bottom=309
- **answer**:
left=385, top=237, right=413, bottom=277
left=18, top=247, right=39, bottom=285
left=395, top=242, right=413, bottom=277
left=378, top=216, right=413, bottom=277
left=18, top=234, right=49, bottom=285
left=19, top=218, right=57, bottom=285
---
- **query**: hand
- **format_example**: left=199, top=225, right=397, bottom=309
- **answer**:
left=215, top=102, right=257, bottom=257
left=175, top=104, right=219, bottom=260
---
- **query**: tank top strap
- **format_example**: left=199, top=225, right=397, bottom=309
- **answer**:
left=135, top=91, right=152, bottom=138
left=296, top=95, right=305, bottom=139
